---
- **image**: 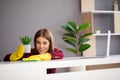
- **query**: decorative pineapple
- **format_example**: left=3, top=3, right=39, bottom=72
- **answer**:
left=19, top=36, right=32, bottom=53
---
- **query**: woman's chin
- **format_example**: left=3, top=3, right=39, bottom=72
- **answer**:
left=39, top=51, right=46, bottom=54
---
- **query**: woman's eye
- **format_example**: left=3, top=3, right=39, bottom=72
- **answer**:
left=43, top=42, right=47, bottom=45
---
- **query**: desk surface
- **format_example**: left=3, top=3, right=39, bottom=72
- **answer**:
left=0, top=55, right=120, bottom=80
left=0, top=55, right=120, bottom=66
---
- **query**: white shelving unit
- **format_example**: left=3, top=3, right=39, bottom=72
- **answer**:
left=81, top=0, right=120, bottom=57
left=94, top=31, right=120, bottom=56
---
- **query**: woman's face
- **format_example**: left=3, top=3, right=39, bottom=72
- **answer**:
left=36, top=36, right=50, bottom=54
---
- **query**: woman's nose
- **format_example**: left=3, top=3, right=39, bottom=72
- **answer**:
left=40, top=43, right=43, bottom=48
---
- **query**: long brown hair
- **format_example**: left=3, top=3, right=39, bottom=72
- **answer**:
left=33, top=28, right=54, bottom=54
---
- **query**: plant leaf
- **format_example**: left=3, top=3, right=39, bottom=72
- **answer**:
left=61, top=25, right=74, bottom=34
left=67, top=21, right=76, bottom=31
left=19, top=36, right=32, bottom=45
left=63, top=33, right=75, bottom=38
left=63, top=37, right=76, bottom=47
left=63, top=37, right=76, bottom=43
left=81, top=32, right=92, bottom=38
left=77, top=23, right=90, bottom=32
left=78, top=38, right=90, bottom=45
left=79, top=44, right=91, bottom=52
left=66, top=48, right=76, bottom=53
left=64, top=40, right=75, bottom=47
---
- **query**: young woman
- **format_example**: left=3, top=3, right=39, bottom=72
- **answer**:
left=4, top=28, right=64, bottom=74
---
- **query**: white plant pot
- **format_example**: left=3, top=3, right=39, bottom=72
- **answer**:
left=24, top=45, right=31, bottom=53
left=96, top=30, right=101, bottom=34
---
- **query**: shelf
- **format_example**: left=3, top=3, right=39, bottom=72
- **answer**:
left=109, top=54, right=120, bottom=57
left=94, top=33, right=120, bottom=36
left=83, top=10, right=120, bottom=14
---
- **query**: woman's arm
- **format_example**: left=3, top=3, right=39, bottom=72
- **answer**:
left=51, top=48, right=64, bottom=60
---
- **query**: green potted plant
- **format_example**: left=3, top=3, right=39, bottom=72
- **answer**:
left=19, top=36, right=32, bottom=53
left=96, top=27, right=101, bottom=34
left=61, top=21, right=92, bottom=56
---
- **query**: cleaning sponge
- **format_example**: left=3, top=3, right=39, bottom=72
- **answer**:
left=22, top=53, right=51, bottom=62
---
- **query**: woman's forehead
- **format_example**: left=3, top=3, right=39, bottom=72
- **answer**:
left=36, top=36, right=49, bottom=42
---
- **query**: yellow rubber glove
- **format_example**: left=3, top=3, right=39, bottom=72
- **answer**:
left=10, top=45, right=24, bottom=61
left=22, top=53, right=51, bottom=62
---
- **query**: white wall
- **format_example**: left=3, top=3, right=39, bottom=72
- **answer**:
left=0, top=0, right=81, bottom=60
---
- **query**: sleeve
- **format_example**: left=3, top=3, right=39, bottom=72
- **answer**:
left=51, top=48, right=64, bottom=59
left=47, top=48, right=64, bottom=74
left=3, top=54, right=11, bottom=61
left=3, top=53, right=32, bottom=61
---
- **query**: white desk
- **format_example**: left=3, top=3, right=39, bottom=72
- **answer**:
left=0, top=56, right=120, bottom=80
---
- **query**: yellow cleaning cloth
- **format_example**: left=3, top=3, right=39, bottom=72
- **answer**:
left=22, top=53, right=51, bottom=61
left=10, top=45, right=24, bottom=61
